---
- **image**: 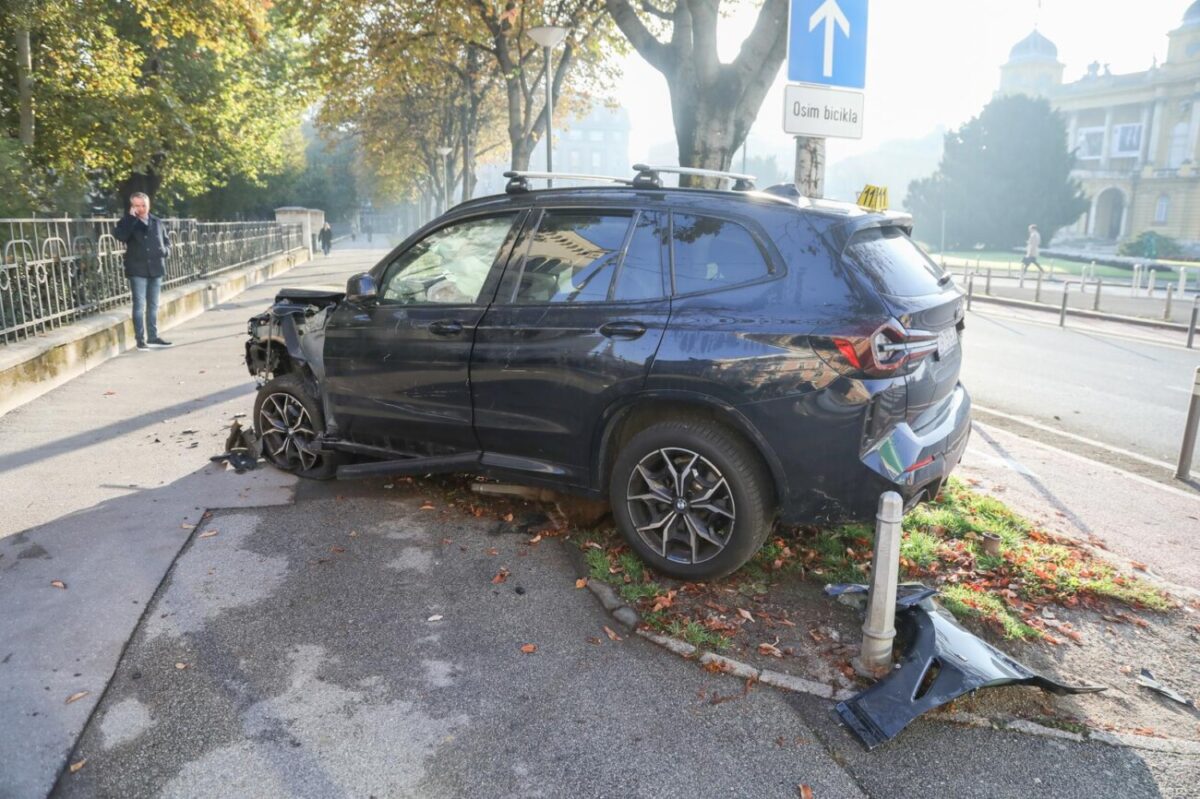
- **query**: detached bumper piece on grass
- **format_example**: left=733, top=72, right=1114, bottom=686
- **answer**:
left=826, top=584, right=1106, bottom=750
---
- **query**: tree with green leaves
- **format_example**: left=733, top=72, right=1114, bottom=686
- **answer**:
left=605, top=0, right=788, bottom=182
left=905, top=95, right=1089, bottom=250
left=0, top=0, right=310, bottom=213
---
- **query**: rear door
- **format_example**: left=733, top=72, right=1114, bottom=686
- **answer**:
left=470, top=208, right=671, bottom=485
left=842, top=226, right=965, bottom=425
left=322, top=212, right=523, bottom=454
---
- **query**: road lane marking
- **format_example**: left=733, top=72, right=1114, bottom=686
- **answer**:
left=971, top=421, right=1200, bottom=505
left=972, top=404, right=1177, bottom=471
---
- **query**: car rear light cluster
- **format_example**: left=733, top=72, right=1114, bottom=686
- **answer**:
left=827, top=320, right=938, bottom=378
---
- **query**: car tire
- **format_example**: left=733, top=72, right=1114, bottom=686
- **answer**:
left=610, top=418, right=774, bottom=580
left=253, top=374, right=342, bottom=480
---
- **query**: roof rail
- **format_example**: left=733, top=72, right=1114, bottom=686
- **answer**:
left=503, top=170, right=634, bottom=194
left=631, top=164, right=757, bottom=192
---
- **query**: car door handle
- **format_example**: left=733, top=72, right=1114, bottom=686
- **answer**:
left=429, top=319, right=464, bottom=336
left=598, top=321, right=647, bottom=339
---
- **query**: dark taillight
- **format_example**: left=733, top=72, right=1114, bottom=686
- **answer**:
left=826, top=320, right=938, bottom=378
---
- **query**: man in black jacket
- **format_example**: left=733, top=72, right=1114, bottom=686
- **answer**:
left=113, top=192, right=172, bottom=350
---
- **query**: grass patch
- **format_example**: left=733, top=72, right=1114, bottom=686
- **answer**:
left=665, top=619, right=731, bottom=651
left=785, top=478, right=1171, bottom=640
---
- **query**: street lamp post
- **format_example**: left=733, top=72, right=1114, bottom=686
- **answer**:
left=527, top=25, right=568, bottom=187
left=436, top=146, right=453, bottom=214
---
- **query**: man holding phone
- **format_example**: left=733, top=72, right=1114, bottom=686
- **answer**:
left=113, top=192, right=172, bottom=350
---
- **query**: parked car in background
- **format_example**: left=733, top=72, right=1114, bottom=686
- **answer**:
left=245, top=166, right=970, bottom=579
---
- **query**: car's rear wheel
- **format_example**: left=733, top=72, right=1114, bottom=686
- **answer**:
left=610, top=418, right=774, bottom=580
left=254, top=374, right=340, bottom=480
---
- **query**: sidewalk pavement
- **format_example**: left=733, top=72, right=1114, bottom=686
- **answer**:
left=0, top=241, right=390, bottom=799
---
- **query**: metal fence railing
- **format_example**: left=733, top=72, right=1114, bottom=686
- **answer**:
left=0, top=217, right=304, bottom=345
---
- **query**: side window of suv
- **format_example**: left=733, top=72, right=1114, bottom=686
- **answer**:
left=512, top=211, right=633, bottom=304
left=671, top=213, right=771, bottom=295
left=612, top=210, right=667, bottom=301
left=379, top=214, right=516, bottom=304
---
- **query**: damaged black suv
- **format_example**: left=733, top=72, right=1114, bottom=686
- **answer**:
left=245, top=166, right=970, bottom=579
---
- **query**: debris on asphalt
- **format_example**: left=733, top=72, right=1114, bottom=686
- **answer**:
left=209, top=420, right=261, bottom=472
left=64, top=691, right=88, bottom=705
left=427, top=615, right=443, bottom=622
left=68, top=760, right=86, bottom=774
left=50, top=580, right=66, bottom=590
left=1136, top=668, right=1195, bottom=708
left=520, top=644, right=537, bottom=654
left=832, top=584, right=1105, bottom=750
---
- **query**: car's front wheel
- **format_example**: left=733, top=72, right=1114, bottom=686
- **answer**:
left=253, top=374, right=341, bottom=480
left=610, top=418, right=774, bottom=580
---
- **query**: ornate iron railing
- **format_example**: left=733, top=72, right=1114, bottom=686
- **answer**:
left=0, top=217, right=304, bottom=344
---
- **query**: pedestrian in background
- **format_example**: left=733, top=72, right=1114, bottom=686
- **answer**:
left=113, top=192, right=172, bottom=350
left=1021, top=223, right=1043, bottom=275
left=318, top=222, right=333, bottom=256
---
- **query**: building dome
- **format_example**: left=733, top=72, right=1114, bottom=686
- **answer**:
left=1185, top=1, right=1200, bottom=25
left=1008, top=29, right=1059, bottom=63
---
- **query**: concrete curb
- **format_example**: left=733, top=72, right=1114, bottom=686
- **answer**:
left=0, top=248, right=309, bottom=416
left=579, top=567, right=1200, bottom=756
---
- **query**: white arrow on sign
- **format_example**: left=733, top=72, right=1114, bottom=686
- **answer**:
left=808, top=0, right=851, bottom=78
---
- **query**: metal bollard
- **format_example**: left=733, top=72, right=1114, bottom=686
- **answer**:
left=1093, top=278, right=1103, bottom=311
left=966, top=274, right=974, bottom=311
left=985, top=268, right=992, bottom=296
left=1035, top=270, right=1043, bottom=303
left=1176, top=367, right=1200, bottom=481
left=856, top=492, right=904, bottom=674
left=1180, top=267, right=1188, bottom=295
left=1059, top=282, right=1071, bottom=327
left=1148, top=268, right=1157, bottom=298
left=1188, top=297, right=1200, bottom=349
left=1165, top=284, right=1175, bottom=321
left=1132, top=264, right=1142, bottom=296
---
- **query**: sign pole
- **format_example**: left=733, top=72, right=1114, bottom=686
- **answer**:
left=794, top=136, right=826, bottom=198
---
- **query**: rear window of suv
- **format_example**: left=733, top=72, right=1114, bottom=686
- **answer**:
left=844, top=227, right=947, bottom=297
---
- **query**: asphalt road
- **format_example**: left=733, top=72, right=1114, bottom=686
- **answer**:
left=50, top=481, right=1192, bottom=799
left=959, top=306, right=1200, bottom=466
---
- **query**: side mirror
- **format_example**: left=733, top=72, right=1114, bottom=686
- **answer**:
left=346, top=273, right=378, bottom=302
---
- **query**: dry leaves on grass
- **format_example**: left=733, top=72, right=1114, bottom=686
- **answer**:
left=651, top=590, right=677, bottom=613
left=758, top=640, right=784, bottom=658
left=737, top=608, right=755, bottom=623
left=65, top=691, right=89, bottom=705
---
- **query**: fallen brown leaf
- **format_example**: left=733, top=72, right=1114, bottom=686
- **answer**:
left=491, top=568, right=510, bottom=585
left=520, top=643, right=537, bottom=654
left=603, top=626, right=622, bottom=641
left=798, top=785, right=814, bottom=799
left=486, top=547, right=499, bottom=557
left=69, top=760, right=87, bottom=774
left=174, top=662, right=189, bottom=670
left=575, top=578, right=588, bottom=589
left=528, top=534, right=542, bottom=544
left=198, top=530, right=218, bottom=539
left=502, top=513, right=514, bottom=523
left=180, top=523, right=196, bottom=530
left=65, top=691, right=89, bottom=705
left=50, top=580, right=67, bottom=590
left=419, top=501, right=435, bottom=510
left=586, top=636, right=602, bottom=645
left=329, top=545, right=346, bottom=554
left=737, top=608, right=755, bottom=623
left=758, top=639, right=784, bottom=658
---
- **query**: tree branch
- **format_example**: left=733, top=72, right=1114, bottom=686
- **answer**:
left=604, top=0, right=670, bottom=73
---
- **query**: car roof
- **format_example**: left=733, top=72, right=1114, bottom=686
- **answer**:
left=447, top=184, right=907, bottom=228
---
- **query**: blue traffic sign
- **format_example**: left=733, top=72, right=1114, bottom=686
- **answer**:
left=788, top=0, right=868, bottom=90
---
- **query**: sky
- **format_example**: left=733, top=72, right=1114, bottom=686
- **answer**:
left=612, top=0, right=1191, bottom=171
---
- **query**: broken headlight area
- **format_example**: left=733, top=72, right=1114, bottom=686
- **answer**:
left=827, top=583, right=1106, bottom=750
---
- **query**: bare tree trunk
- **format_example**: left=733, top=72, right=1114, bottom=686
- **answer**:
left=15, top=28, right=34, bottom=146
left=607, top=0, right=787, bottom=185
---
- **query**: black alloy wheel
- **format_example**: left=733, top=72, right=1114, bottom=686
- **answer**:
left=611, top=418, right=773, bottom=580
left=253, top=374, right=339, bottom=479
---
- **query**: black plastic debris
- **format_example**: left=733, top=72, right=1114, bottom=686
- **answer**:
left=209, top=420, right=262, bottom=473
left=832, top=584, right=1105, bottom=749
left=1136, top=668, right=1195, bottom=708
